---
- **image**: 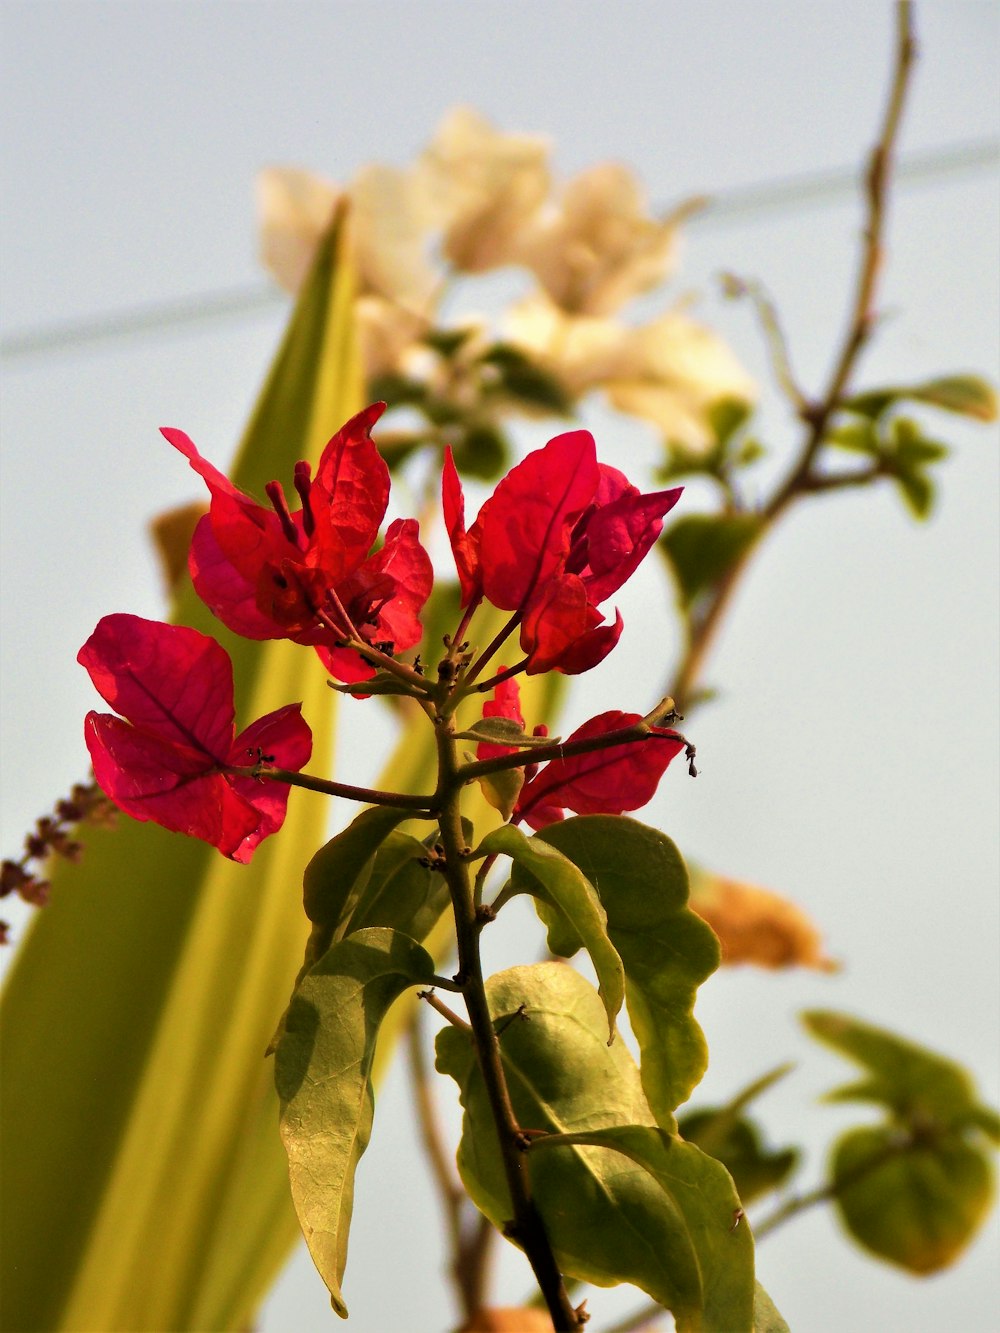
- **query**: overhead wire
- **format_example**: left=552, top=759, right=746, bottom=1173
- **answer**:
left=1, top=138, right=996, bottom=362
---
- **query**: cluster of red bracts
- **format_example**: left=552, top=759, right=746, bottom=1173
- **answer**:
left=80, top=405, right=686, bottom=859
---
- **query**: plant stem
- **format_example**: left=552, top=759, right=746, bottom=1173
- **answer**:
left=226, top=764, right=436, bottom=811
left=408, top=1003, right=495, bottom=1323
left=434, top=716, right=582, bottom=1331
left=668, top=0, right=916, bottom=713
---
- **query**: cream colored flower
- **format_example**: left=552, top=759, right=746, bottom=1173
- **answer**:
left=257, top=166, right=340, bottom=294
left=506, top=292, right=629, bottom=396
left=349, top=163, right=438, bottom=310
left=415, top=107, right=550, bottom=273
left=518, top=163, right=688, bottom=317
left=355, top=295, right=429, bottom=382
left=604, top=310, right=758, bottom=450
left=508, top=293, right=756, bottom=449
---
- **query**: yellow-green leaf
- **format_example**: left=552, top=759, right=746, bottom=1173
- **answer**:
left=0, top=209, right=362, bottom=1333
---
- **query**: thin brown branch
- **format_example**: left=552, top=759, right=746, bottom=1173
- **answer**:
left=668, top=2, right=917, bottom=711
left=227, top=765, right=436, bottom=811
left=435, top=720, right=583, bottom=1331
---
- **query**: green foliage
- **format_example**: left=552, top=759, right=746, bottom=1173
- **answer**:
left=804, top=1010, right=998, bottom=1130
left=528, top=817, right=720, bottom=1125
left=480, top=342, right=575, bottom=415
left=843, top=373, right=998, bottom=423
left=456, top=717, right=556, bottom=748
left=436, top=962, right=756, bottom=1332
left=679, top=1110, right=798, bottom=1207
left=481, top=823, right=625, bottom=1042
left=678, top=1064, right=799, bottom=1206
left=304, top=806, right=415, bottom=933
left=831, top=1126, right=995, bottom=1275
left=661, top=513, right=764, bottom=612
left=752, top=1281, right=791, bottom=1332
left=804, top=1010, right=999, bottom=1273
left=275, top=927, right=436, bottom=1316
left=474, top=765, right=525, bottom=822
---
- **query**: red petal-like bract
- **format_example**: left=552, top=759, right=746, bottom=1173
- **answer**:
left=163, top=404, right=433, bottom=683
left=442, top=448, right=482, bottom=606
left=475, top=672, right=526, bottom=763
left=477, top=431, right=599, bottom=611
left=515, top=709, right=684, bottom=831
left=443, top=428, right=681, bottom=676
left=79, top=614, right=312, bottom=861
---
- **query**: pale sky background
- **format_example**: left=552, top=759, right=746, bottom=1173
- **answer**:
left=1, top=3, right=998, bottom=1331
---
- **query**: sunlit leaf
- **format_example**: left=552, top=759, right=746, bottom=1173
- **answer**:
left=480, top=822, right=625, bottom=1041
left=275, top=927, right=436, bottom=1315
left=435, top=962, right=754, bottom=1332
left=678, top=1108, right=799, bottom=1206
left=752, top=1281, right=791, bottom=1332
left=529, top=816, right=719, bottom=1125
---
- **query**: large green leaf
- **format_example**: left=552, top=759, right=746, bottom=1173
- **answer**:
left=803, top=1009, right=999, bottom=1133
left=480, top=822, right=625, bottom=1042
left=275, top=926, right=436, bottom=1315
left=803, top=1009, right=999, bottom=1274
left=0, top=212, right=362, bottom=1333
left=830, top=1125, right=995, bottom=1275
left=435, top=962, right=754, bottom=1333
left=529, top=817, right=720, bottom=1126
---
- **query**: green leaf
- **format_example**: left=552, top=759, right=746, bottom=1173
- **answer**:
left=678, top=1108, right=799, bottom=1205
left=803, top=1009, right=995, bottom=1132
left=342, top=826, right=453, bottom=944
left=529, top=817, right=719, bottom=1125
left=830, top=1125, right=995, bottom=1275
left=708, top=397, right=754, bottom=447
left=479, top=823, right=625, bottom=1042
left=844, top=374, right=998, bottom=423
left=908, top=374, right=998, bottom=421
left=275, top=927, right=436, bottom=1316
left=303, top=806, right=416, bottom=930
left=481, top=342, right=574, bottom=414
left=893, top=468, right=935, bottom=519
left=1, top=212, right=362, bottom=1332
left=435, top=963, right=754, bottom=1332
left=455, top=717, right=557, bottom=748
left=660, top=513, right=764, bottom=610
left=825, top=419, right=880, bottom=455
left=533, top=1124, right=756, bottom=1332
left=328, top=671, right=423, bottom=697
left=753, top=1281, right=791, bottom=1333
left=474, top=765, right=525, bottom=823
left=890, top=416, right=949, bottom=465
left=451, top=421, right=511, bottom=481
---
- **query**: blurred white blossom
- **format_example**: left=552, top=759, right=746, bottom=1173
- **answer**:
left=516, top=163, right=686, bottom=317
left=414, top=106, right=550, bottom=273
left=509, top=293, right=756, bottom=450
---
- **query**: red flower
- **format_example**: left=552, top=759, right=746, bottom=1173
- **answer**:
left=79, top=614, right=312, bottom=862
left=477, top=680, right=684, bottom=830
left=163, top=403, right=433, bottom=684
left=443, top=430, right=681, bottom=674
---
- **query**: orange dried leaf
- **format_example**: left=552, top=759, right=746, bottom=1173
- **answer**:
left=689, top=870, right=838, bottom=972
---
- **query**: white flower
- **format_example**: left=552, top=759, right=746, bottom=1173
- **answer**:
left=415, top=107, right=550, bottom=273
left=518, top=163, right=690, bottom=317
left=508, top=293, right=756, bottom=450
